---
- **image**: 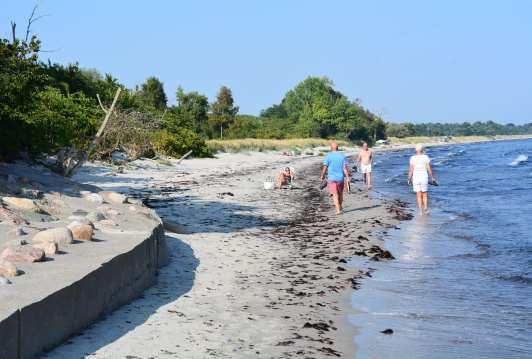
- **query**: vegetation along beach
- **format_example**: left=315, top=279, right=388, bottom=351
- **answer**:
left=1, top=2, right=532, bottom=358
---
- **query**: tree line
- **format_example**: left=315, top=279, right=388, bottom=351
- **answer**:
left=386, top=121, right=532, bottom=138
left=1, top=24, right=530, bottom=163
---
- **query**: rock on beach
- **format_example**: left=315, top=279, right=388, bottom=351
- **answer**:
left=1, top=196, right=40, bottom=212
left=0, top=245, right=45, bottom=263
left=68, top=222, right=94, bottom=241
left=32, top=227, right=74, bottom=245
left=0, top=259, right=18, bottom=277
left=32, top=242, right=58, bottom=256
left=99, top=191, right=128, bottom=204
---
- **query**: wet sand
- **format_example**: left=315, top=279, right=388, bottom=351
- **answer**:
left=45, top=154, right=411, bottom=358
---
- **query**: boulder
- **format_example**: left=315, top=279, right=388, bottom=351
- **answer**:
left=1, top=246, right=45, bottom=263
left=82, top=192, right=104, bottom=204
left=32, top=242, right=58, bottom=256
left=1, top=196, right=40, bottom=212
left=32, top=227, right=74, bottom=245
left=68, top=223, right=93, bottom=241
left=99, top=191, right=128, bottom=204
left=67, top=217, right=95, bottom=228
left=0, top=207, right=29, bottom=225
left=86, top=210, right=105, bottom=222
left=0, top=259, right=18, bottom=277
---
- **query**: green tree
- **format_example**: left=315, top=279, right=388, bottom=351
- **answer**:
left=27, top=87, right=101, bottom=155
left=166, top=87, right=210, bottom=135
left=210, top=86, right=239, bottom=139
left=0, top=33, right=48, bottom=158
left=137, top=76, right=167, bottom=110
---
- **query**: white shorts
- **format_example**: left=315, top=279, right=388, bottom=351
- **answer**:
left=412, top=176, right=428, bottom=193
left=360, top=164, right=372, bottom=174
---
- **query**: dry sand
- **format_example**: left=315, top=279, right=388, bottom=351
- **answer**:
left=45, top=152, right=411, bottom=358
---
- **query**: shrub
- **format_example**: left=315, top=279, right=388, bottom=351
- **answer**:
left=152, top=129, right=213, bottom=158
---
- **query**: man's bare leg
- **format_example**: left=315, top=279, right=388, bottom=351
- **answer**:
left=422, top=192, right=429, bottom=214
left=367, top=172, right=372, bottom=189
left=338, top=191, right=344, bottom=212
left=416, top=192, right=423, bottom=215
left=332, top=193, right=342, bottom=214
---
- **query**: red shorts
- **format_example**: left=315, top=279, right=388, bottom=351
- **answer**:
left=328, top=180, right=344, bottom=195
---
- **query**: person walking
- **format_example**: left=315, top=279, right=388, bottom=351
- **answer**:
left=408, top=144, right=436, bottom=215
left=356, top=142, right=374, bottom=189
left=320, top=142, right=350, bottom=214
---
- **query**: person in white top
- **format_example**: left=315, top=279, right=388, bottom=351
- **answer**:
left=408, top=144, right=436, bottom=215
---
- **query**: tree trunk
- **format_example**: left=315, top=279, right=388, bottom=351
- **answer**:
left=220, top=123, right=223, bottom=139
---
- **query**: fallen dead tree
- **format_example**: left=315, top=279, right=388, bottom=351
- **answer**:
left=54, top=88, right=121, bottom=177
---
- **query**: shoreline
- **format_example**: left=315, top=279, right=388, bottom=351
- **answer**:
left=45, top=152, right=411, bottom=358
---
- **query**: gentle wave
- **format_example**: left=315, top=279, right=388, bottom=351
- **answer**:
left=510, top=154, right=528, bottom=166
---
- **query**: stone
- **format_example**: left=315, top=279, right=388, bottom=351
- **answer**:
left=82, top=192, right=104, bottom=204
left=32, top=227, right=74, bottom=245
left=86, top=210, right=105, bottom=222
left=1, top=196, right=40, bottom=212
left=1, top=245, right=45, bottom=263
left=67, top=217, right=95, bottom=228
left=99, top=191, right=128, bottom=204
left=32, top=242, right=58, bottom=256
left=68, top=223, right=93, bottom=241
left=0, top=207, right=29, bottom=225
left=0, top=276, right=11, bottom=285
left=0, top=260, right=17, bottom=277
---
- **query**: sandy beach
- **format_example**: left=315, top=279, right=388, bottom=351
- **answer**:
left=41, top=151, right=410, bottom=358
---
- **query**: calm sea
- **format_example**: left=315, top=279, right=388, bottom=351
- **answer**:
left=349, top=139, right=532, bottom=358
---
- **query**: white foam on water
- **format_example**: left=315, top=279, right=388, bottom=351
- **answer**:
left=510, top=154, right=528, bottom=166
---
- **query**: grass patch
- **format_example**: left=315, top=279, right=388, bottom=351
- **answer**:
left=207, top=138, right=348, bottom=153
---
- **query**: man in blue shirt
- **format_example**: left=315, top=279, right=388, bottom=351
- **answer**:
left=320, top=142, right=351, bottom=214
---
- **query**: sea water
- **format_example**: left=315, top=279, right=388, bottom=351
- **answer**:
left=349, top=139, right=532, bottom=358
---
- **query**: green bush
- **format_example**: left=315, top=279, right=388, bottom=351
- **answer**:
left=27, top=87, right=101, bottom=155
left=152, top=129, right=213, bottom=158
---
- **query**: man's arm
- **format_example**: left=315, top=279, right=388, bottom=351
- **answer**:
left=408, top=163, right=414, bottom=184
left=370, top=150, right=374, bottom=164
left=343, top=164, right=351, bottom=181
left=356, top=152, right=361, bottom=165
left=320, top=165, right=328, bottom=181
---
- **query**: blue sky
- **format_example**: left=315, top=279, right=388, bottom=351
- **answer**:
left=3, top=0, right=532, bottom=123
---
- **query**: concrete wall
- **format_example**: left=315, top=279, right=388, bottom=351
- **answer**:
left=0, top=224, right=167, bottom=359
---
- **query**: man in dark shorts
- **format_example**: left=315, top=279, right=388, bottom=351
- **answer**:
left=320, top=142, right=350, bottom=214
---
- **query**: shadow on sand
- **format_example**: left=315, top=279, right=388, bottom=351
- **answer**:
left=43, top=235, right=199, bottom=358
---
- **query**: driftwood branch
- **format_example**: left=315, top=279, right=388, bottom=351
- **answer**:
left=96, top=94, right=106, bottom=112
left=62, top=88, right=121, bottom=177
left=176, top=150, right=193, bottom=164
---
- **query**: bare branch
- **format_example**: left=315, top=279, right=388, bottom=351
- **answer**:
left=25, top=4, right=38, bottom=42
left=96, top=94, right=107, bottom=113
left=24, top=3, right=51, bottom=42
left=10, top=21, right=16, bottom=43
